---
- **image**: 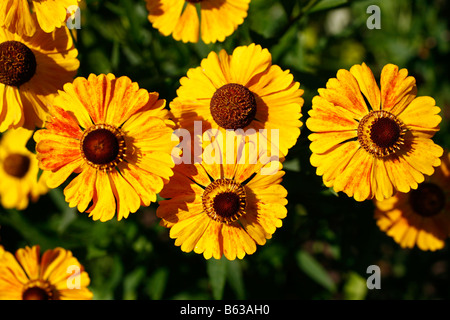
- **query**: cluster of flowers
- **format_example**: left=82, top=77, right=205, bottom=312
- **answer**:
left=0, top=0, right=447, bottom=300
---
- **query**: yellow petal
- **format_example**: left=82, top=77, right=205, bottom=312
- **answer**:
left=319, top=68, right=369, bottom=118
left=15, top=246, right=40, bottom=280
left=229, top=44, right=272, bottom=86
left=173, top=3, right=199, bottom=43
left=309, top=130, right=357, bottom=154
left=46, top=157, right=84, bottom=189
left=372, top=158, right=394, bottom=200
left=119, top=162, right=161, bottom=206
left=384, top=154, right=423, bottom=193
left=105, top=75, right=150, bottom=125
left=402, top=137, right=443, bottom=177
left=146, top=0, right=184, bottom=37
left=310, top=140, right=360, bottom=185
left=307, top=96, right=359, bottom=133
left=222, top=223, right=256, bottom=260
left=380, top=64, right=417, bottom=115
left=200, top=0, right=249, bottom=43
left=350, top=63, right=381, bottom=111
left=64, top=166, right=96, bottom=213
left=194, top=220, right=223, bottom=260
left=397, top=96, right=441, bottom=132
left=109, top=170, right=141, bottom=220
left=171, top=213, right=210, bottom=252
left=33, top=0, right=67, bottom=32
left=87, top=170, right=116, bottom=221
left=0, top=85, right=25, bottom=132
left=333, top=148, right=374, bottom=201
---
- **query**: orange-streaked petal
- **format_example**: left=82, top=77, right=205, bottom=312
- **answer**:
left=380, top=63, right=417, bottom=115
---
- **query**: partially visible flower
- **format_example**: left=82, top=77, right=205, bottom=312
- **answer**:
left=0, top=0, right=81, bottom=37
left=374, top=152, right=450, bottom=251
left=157, top=133, right=287, bottom=260
left=0, top=25, right=79, bottom=131
left=306, top=63, right=443, bottom=201
left=0, top=128, right=49, bottom=210
left=0, top=245, right=92, bottom=300
left=34, top=73, right=178, bottom=222
left=146, top=0, right=250, bottom=43
left=170, top=43, right=303, bottom=159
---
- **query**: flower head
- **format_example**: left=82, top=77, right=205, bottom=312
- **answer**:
left=34, top=73, right=178, bottom=222
left=306, top=63, right=443, bottom=201
left=170, top=43, right=303, bottom=159
left=0, top=245, right=92, bottom=300
left=0, top=128, right=49, bottom=210
left=374, top=152, right=450, bottom=251
left=0, top=0, right=81, bottom=37
left=146, top=0, right=250, bottom=43
left=0, top=25, right=79, bottom=131
left=157, top=133, right=288, bottom=260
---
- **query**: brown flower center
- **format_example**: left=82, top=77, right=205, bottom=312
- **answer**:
left=210, top=83, right=257, bottom=130
left=213, top=192, right=241, bottom=219
left=22, top=287, right=51, bottom=300
left=3, top=153, right=30, bottom=178
left=202, top=179, right=247, bottom=224
left=80, top=124, right=126, bottom=171
left=410, top=182, right=446, bottom=217
left=22, top=280, right=57, bottom=300
left=0, top=40, right=37, bottom=87
left=357, top=110, right=406, bottom=158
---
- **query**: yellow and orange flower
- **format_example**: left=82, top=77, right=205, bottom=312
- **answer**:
left=374, top=152, right=450, bottom=251
left=0, top=128, right=49, bottom=210
left=0, top=0, right=80, bottom=37
left=34, top=73, right=178, bottom=222
left=0, top=25, right=79, bottom=131
left=146, top=0, right=250, bottom=43
left=170, top=43, right=303, bottom=160
left=306, top=63, right=443, bottom=201
left=157, top=134, right=287, bottom=260
left=0, top=245, right=92, bottom=300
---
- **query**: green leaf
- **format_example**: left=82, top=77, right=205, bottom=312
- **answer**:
left=146, top=268, right=169, bottom=300
left=309, top=0, right=349, bottom=13
left=226, top=260, right=245, bottom=299
left=123, top=266, right=146, bottom=300
left=207, top=258, right=227, bottom=300
left=296, top=250, right=336, bottom=293
left=343, top=272, right=368, bottom=300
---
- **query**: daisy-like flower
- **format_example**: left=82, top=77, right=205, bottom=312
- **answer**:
left=0, top=245, right=92, bottom=300
left=157, top=133, right=288, bottom=260
left=170, top=43, right=303, bottom=160
left=0, top=0, right=80, bottom=37
left=146, top=0, right=250, bottom=43
left=0, top=128, right=49, bottom=210
left=306, top=63, right=443, bottom=201
left=34, top=73, right=178, bottom=222
left=374, top=152, right=450, bottom=251
left=0, top=25, right=79, bottom=131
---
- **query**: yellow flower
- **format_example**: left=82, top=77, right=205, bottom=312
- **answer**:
left=157, top=134, right=288, bottom=260
left=306, top=63, right=443, bottom=201
left=170, top=43, right=303, bottom=159
left=146, top=0, right=250, bottom=44
left=34, top=73, right=178, bottom=222
left=0, top=245, right=92, bottom=300
left=0, top=128, right=49, bottom=210
left=0, top=0, right=81, bottom=37
left=374, top=152, right=450, bottom=251
left=0, top=25, right=79, bottom=131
